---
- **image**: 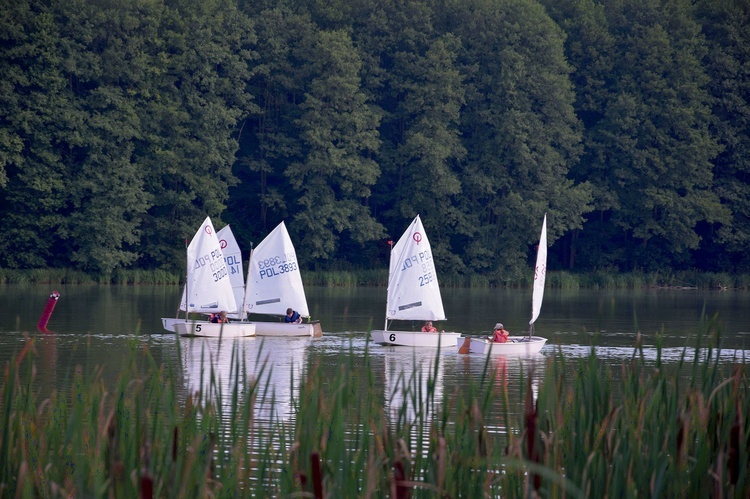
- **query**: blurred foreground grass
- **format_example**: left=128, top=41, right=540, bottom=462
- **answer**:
left=1, top=325, right=747, bottom=497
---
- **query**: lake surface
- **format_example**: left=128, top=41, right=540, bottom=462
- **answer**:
left=1, top=284, right=748, bottom=425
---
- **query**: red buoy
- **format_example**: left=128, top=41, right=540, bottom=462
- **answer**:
left=37, top=290, right=60, bottom=333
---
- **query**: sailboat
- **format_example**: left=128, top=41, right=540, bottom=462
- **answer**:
left=161, top=224, right=247, bottom=333
left=244, top=221, right=322, bottom=337
left=457, top=215, right=548, bottom=355
left=161, top=217, right=256, bottom=338
left=370, top=215, right=462, bottom=347
left=218, top=224, right=247, bottom=321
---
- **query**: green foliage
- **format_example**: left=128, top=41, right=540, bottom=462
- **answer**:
left=695, top=0, right=750, bottom=270
left=563, top=0, right=728, bottom=271
left=287, top=28, right=385, bottom=261
left=1, top=319, right=747, bottom=496
left=0, top=0, right=749, bottom=276
left=440, top=0, right=593, bottom=277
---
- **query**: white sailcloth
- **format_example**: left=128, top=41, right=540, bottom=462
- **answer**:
left=529, top=214, right=547, bottom=326
left=386, top=215, right=446, bottom=321
left=183, top=217, right=238, bottom=314
left=245, top=221, right=309, bottom=317
left=217, top=225, right=245, bottom=319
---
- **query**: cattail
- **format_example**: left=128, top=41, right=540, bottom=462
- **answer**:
left=728, top=412, right=740, bottom=485
left=311, top=452, right=323, bottom=499
left=393, top=460, right=410, bottom=499
left=140, top=473, right=153, bottom=499
left=676, top=414, right=684, bottom=467
left=525, top=376, right=541, bottom=491
left=172, top=426, right=179, bottom=463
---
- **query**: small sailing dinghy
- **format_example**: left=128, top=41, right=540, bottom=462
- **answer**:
left=370, top=215, right=462, bottom=347
left=244, top=221, right=322, bottom=337
left=457, top=215, right=549, bottom=355
left=161, top=217, right=256, bottom=338
left=162, top=223, right=245, bottom=333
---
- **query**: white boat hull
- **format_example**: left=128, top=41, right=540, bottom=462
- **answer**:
left=171, top=320, right=256, bottom=338
left=162, top=317, right=182, bottom=333
left=370, top=330, right=462, bottom=347
left=456, top=336, right=547, bottom=355
left=162, top=317, right=320, bottom=337
left=253, top=321, right=322, bottom=337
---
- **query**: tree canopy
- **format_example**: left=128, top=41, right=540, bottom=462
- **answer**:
left=1, top=0, right=749, bottom=278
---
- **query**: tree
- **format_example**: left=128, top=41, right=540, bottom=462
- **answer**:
left=351, top=0, right=467, bottom=271
left=443, top=0, right=592, bottom=278
left=541, top=0, right=616, bottom=269
left=695, top=0, right=750, bottom=271
left=230, top=6, right=315, bottom=247
left=286, top=29, right=385, bottom=262
left=386, top=34, right=466, bottom=269
left=580, top=0, right=727, bottom=270
left=134, top=0, right=255, bottom=270
left=0, top=0, right=95, bottom=269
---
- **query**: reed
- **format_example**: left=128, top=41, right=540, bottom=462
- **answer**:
left=110, top=269, right=183, bottom=285
left=1, top=267, right=749, bottom=289
left=303, top=269, right=389, bottom=287
left=0, top=269, right=97, bottom=285
left=0, top=325, right=748, bottom=497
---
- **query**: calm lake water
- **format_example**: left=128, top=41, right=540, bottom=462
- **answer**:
left=1, top=284, right=748, bottom=425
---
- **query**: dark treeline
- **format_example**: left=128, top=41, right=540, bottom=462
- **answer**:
left=1, top=0, right=748, bottom=281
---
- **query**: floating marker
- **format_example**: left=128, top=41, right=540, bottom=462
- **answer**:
left=37, top=290, right=60, bottom=333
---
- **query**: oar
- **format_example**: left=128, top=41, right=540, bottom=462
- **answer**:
left=457, top=332, right=493, bottom=354
left=457, top=336, right=471, bottom=354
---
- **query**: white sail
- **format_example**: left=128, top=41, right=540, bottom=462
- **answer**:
left=184, top=216, right=237, bottom=314
left=217, top=225, right=245, bottom=319
left=386, top=215, right=446, bottom=321
left=529, top=214, right=547, bottom=326
left=245, top=221, right=309, bottom=317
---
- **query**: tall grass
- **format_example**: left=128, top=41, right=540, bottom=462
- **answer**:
left=304, top=269, right=389, bottom=287
left=1, top=267, right=749, bottom=289
left=1, top=327, right=748, bottom=497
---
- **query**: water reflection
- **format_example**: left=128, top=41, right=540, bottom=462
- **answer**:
left=376, top=347, right=446, bottom=426
left=556, top=343, right=750, bottom=365
left=179, top=337, right=311, bottom=423
left=446, top=352, right=547, bottom=434
left=0, top=284, right=747, bottom=443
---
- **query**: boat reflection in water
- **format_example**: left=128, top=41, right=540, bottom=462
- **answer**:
left=371, top=346, right=448, bottom=459
left=378, top=347, right=446, bottom=426
left=446, top=351, right=547, bottom=434
left=179, top=336, right=310, bottom=424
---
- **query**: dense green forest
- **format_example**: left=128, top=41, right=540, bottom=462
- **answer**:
left=1, top=0, right=748, bottom=281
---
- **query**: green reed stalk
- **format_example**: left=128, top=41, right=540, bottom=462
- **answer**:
left=1, top=320, right=747, bottom=497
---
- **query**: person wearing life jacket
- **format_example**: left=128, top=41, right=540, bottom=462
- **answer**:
left=421, top=321, right=438, bottom=332
left=210, top=311, right=229, bottom=323
left=492, top=323, right=510, bottom=343
left=285, top=308, right=302, bottom=324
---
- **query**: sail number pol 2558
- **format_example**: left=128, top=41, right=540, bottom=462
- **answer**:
left=400, top=250, right=435, bottom=287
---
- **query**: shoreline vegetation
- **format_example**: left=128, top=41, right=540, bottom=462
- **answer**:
left=1, top=327, right=747, bottom=496
left=0, top=268, right=748, bottom=290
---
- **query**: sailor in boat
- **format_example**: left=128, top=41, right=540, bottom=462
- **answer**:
left=210, top=311, right=229, bottom=323
left=285, top=308, right=303, bottom=324
left=421, top=321, right=438, bottom=332
left=492, top=323, right=510, bottom=343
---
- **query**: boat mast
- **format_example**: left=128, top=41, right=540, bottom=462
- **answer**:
left=240, top=243, right=254, bottom=322
left=184, top=237, right=189, bottom=321
left=528, top=214, right=547, bottom=339
left=384, top=239, right=395, bottom=331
